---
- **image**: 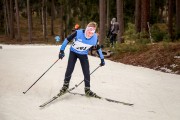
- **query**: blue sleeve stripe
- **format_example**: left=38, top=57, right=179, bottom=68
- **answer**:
left=98, top=48, right=104, bottom=59
left=60, top=39, right=69, bottom=51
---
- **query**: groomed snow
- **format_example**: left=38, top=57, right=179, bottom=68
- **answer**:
left=0, top=44, right=180, bottom=120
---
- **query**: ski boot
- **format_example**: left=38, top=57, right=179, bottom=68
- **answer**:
left=85, top=87, right=99, bottom=98
left=57, top=82, right=69, bottom=96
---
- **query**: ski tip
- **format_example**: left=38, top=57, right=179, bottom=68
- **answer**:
left=39, top=105, right=43, bottom=108
left=126, top=103, right=134, bottom=106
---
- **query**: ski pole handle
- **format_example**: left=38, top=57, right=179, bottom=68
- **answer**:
left=23, top=59, right=60, bottom=94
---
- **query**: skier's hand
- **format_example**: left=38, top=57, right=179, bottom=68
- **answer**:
left=100, top=59, right=105, bottom=66
left=59, top=50, right=65, bottom=59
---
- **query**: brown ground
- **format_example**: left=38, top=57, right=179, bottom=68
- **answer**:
left=107, top=42, right=180, bottom=74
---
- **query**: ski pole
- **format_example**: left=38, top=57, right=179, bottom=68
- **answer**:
left=23, top=59, right=60, bottom=94
left=68, top=65, right=101, bottom=92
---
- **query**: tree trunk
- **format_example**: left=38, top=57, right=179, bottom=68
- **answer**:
left=0, top=1, right=4, bottom=33
left=168, top=0, right=173, bottom=40
left=176, top=0, right=180, bottom=39
left=39, top=0, right=42, bottom=25
left=59, top=4, right=64, bottom=41
left=6, top=0, right=11, bottom=36
left=107, top=0, right=110, bottom=32
left=65, top=0, right=70, bottom=37
left=135, top=0, right=141, bottom=33
left=30, top=4, right=33, bottom=30
left=3, top=0, right=9, bottom=35
left=42, top=0, right=47, bottom=40
left=99, top=0, right=106, bottom=45
left=117, top=0, right=124, bottom=43
left=141, top=0, right=150, bottom=33
left=51, top=0, right=55, bottom=36
left=27, top=0, right=32, bottom=43
left=15, top=0, right=21, bottom=41
left=9, top=0, right=14, bottom=39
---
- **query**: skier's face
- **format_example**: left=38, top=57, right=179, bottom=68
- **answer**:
left=85, top=26, right=96, bottom=39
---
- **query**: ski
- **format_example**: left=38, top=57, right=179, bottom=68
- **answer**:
left=39, top=94, right=62, bottom=108
left=69, top=92, right=134, bottom=106
left=39, top=87, right=77, bottom=108
left=39, top=91, right=133, bottom=107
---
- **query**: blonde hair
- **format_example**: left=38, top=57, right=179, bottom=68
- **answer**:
left=87, top=22, right=98, bottom=28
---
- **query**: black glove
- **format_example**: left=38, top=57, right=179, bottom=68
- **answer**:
left=59, top=50, right=65, bottom=59
left=100, top=59, right=105, bottom=66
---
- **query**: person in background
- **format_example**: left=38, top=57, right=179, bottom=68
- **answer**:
left=72, top=23, right=80, bottom=32
left=58, top=22, right=105, bottom=97
left=107, top=18, right=119, bottom=47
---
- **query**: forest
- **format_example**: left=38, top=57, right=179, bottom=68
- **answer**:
left=0, top=0, right=180, bottom=74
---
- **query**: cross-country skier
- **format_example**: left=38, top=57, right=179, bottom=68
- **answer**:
left=58, top=22, right=105, bottom=97
left=72, top=23, right=80, bottom=31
